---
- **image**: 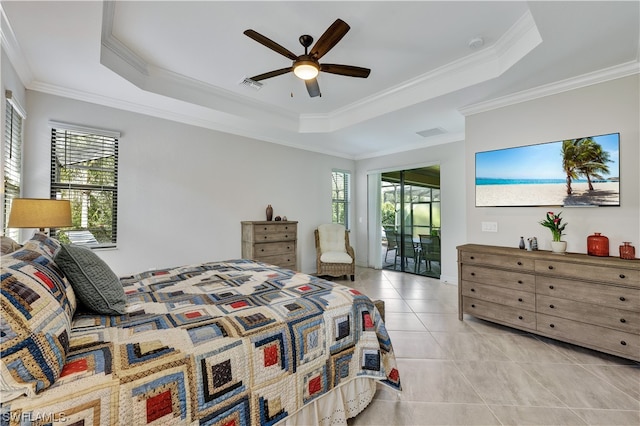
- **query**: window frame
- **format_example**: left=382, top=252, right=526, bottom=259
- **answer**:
left=331, top=169, right=351, bottom=229
left=3, top=91, right=26, bottom=241
left=49, top=121, right=120, bottom=248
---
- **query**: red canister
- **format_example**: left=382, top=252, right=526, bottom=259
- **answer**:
left=587, top=232, right=609, bottom=257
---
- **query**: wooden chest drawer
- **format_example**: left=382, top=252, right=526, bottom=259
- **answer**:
left=258, top=254, right=296, bottom=270
left=537, top=313, right=640, bottom=361
left=460, top=251, right=534, bottom=271
left=463, top=297, right=536, bottom=330
left=461, top=264, right=535, bottom=292
left=535, top=259, right=640, bottom=286
left=461, top=280, right=535, bottom=310
left=536, top=276, right=640, bottom=311
left=253, top=224, right=297, bottom=242
left=253, top=241, right=295, bottom=257
left=537, top=294, right=640, bottom=333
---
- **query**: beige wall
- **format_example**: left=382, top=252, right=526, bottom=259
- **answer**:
left=22, top=91, right=354, bottom=275
left=465, top=75, right=640, bottom=255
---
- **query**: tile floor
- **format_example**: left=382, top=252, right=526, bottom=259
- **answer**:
left=328, top=266, right=640, bottom=425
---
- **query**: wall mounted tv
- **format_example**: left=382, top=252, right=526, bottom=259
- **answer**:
left=475, top=132, right=620, bottom=207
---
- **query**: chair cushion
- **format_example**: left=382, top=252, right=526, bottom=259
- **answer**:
left=318, top=224, right=347, bottom=254
left=54, top=244, right=126, bottom=315
left=320, top=251, right=353, bottom=264
left=0, top=244, right=75, bottom=401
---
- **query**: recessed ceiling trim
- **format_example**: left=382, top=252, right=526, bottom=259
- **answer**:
left=300, top=10, right=542, bottom=133
left=101, top=4, right=541, bottom=136
left=100, top=1, right=299, bottom=132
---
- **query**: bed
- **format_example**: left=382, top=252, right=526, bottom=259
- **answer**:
left=1, top=233, right=401, bottom=425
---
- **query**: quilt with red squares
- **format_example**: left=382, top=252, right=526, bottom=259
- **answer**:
left=1, top=259, right=400, bottom=425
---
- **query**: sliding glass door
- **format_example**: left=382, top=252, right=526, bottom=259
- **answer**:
left=381, top=166, right=441, bottom=278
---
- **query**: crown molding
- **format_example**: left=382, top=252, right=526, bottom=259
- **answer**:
left=0, top=3, right=34, bottom=87
left=459, top=60, right=640, bottom=117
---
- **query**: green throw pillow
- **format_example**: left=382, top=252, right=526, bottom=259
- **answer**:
left=55, top=244, right=126, bottom=315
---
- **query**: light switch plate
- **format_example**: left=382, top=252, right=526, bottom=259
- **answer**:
left=481, top=221, right=498, bottom=232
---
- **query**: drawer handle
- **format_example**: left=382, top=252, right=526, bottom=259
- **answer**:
left=517, top=261, right=522, bottom=266
left=549, top=304, right=555, bottom=309
left=264, top=236, right=268, bottom=239
left=470, top=288, right=476, bottom=292
left=548, top=265, right=554, bottom=270
left=621, top=341, right=627, bottom=346
left=264, top=227, right=268, bottom=230
left=517, top=280, right=523, bottom=284
left=620, top=296, right=626, bottom=302
left=470, top=256, right=475, bottom=259
left=470, top=272, right=476, bottom=276
left=471, top=304, right=476, bottom=308
left=285, top=235, right=288, bottom=238
left=260, top=248, right=264, bottom=252
left=619, top=274, right=626, bottom=279
left=620, top=318, right=626, bottom=323
left=549, top=324, right=555, bottom=328
left=518, top=298, right=523, bottom=302
left=549, top=285, right=554, bottom=289
left=518, top=316, right=523, bottom=320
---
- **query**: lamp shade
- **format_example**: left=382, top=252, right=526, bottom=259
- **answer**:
left=7, top=198, right=72, bottom=230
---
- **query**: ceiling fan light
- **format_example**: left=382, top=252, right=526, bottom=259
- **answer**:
left=293, top=62, right=319, bottom=80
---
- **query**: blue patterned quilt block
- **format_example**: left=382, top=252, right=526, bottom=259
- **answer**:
left=1, top=244, right=74, bottom=401
left=1, top=260, right=401, bottom=424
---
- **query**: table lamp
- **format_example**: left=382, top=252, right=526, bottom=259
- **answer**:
left=7, top=198, right=72, bottom=232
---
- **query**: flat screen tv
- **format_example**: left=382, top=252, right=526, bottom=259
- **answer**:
left=475, top=132, right=620, bottom=207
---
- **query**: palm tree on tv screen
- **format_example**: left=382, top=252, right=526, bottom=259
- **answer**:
left=562, top=137, right=611, bottom=195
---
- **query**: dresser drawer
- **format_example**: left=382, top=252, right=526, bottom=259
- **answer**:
left=461, top=264, right=535, bottom=292
left=253, top=241, right=295, bottom=257
left=256, top=254, right=296, bottom=269
left=536, top=276, right=640, bottom=311
left=535, top=259, right=640, bottom=286
left=460, top=251, right=534, bottom=271
left=537, top=313, right=640, bottom=361
left=537, top=294, right=640, bottom=333
left=462, top=281, right=535, bottom=310
left=463, top=297, right=536, bottom=330
left=253, top=224, right=297, bottom=242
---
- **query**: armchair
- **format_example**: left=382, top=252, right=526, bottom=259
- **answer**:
left=314, top=224, right=355, bottom=281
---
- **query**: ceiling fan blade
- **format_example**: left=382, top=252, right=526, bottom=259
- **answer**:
left=249, top=67, right=293, bottom=81
left=320, top=64, right=371, bottom=78
left=305, top=78, right=321, bottom=97
left=244, top=29, right=298, bottom=60
left=309, top=19, right=350, bottom=60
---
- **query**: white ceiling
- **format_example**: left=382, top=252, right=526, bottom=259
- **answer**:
left=2, top=1, right=639, bottom=159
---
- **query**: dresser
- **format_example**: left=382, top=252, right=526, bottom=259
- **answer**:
left=458, top=244, right=640, bottom=361
left=241, top=221, right=298, bottom=270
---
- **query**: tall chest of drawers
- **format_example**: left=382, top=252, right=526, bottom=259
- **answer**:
left=241, top=221, right=298, bottom=270
left=458, top=244, right=640, bottom=361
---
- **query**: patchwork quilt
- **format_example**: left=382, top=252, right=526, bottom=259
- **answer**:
left=1, top=259, right=401, bottom=425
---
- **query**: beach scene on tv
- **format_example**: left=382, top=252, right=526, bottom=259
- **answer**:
left=475, top=133, right=620, bottom=207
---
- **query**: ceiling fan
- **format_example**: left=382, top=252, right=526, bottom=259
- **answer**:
left=243, top=19, right=371, bottom=98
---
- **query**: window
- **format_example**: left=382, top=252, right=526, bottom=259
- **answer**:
left=3, top=92, right=25, bottom=241
left=50, top=122, right=119, bottom=247
left=332, top=170, right=350, bottom=228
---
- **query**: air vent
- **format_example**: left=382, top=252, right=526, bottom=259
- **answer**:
left=239, top=77, right=263, bottom=91
left=416, top=127, right=446, bottom=138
